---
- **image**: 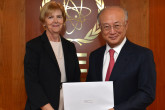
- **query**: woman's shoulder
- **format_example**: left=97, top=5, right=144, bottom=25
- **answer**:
left=27, top=35, right=42, bottom=44
left=25, top=35, right=43, bottom=52
left=61, top=37, right=75, bottom=47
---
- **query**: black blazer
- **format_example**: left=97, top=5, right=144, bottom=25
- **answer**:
left=24, top=31, right=80, bottom=110
left=86, top=40, right=156, bottom=110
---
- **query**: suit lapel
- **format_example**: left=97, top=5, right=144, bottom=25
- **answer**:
left=61, top=37, right=69, bottom=78
left=41, top=32, right=61, bottom=73
left=96, top=46, right=106, bottom=81
left=110, top=40, right=132, bottom=81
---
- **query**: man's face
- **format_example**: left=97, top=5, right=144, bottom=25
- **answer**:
left=99, top=7, right=128, bottom=48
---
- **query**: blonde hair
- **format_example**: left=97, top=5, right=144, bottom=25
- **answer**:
left=39, top=1, right=66, bottom=23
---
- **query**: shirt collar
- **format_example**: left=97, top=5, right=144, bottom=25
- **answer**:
left=49, top=37, right=61, bottom=43
left=105, top=37, right=127, bottom=54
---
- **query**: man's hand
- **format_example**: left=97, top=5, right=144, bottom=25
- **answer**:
left=41, top=103, right=54, bottom=110
left=109, top=108, right=114, bottom=110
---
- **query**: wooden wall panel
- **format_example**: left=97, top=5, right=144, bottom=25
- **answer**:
left=0, top=0, right=26, bottom=109
left=120, top=0, right=149, bottom=47
left=0, top=0, right=164, bottom=109
left=149, top=0, right=165, bottom=110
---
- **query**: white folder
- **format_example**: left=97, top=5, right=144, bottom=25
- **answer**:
left=63, top=81, right=114, bottom=110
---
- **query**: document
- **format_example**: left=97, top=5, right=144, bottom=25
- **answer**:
left=63, top=82, right=114, bottom=110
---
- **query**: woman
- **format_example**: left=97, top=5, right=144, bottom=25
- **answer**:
left=24, top=1, right=80, bottom=110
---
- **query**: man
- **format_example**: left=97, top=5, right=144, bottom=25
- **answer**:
left=86, top=6, right=156, bottom=110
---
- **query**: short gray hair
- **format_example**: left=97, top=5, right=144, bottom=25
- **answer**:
left=97, top=6, right=128, bottom=23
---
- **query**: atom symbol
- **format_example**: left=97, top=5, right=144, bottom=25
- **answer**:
left=64, top=0, right=91, bottom=34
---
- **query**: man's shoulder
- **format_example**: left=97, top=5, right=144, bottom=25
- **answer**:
left=127, top=40, right=153, bottom=55
left=90, top=45, right=106, bottom=56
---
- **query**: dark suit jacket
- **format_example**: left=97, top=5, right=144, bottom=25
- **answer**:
left=86, top=40, right=156, bottom=110
left=24, top=31, right=80, bottom=110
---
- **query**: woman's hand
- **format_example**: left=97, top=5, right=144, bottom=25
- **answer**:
left=41, top=103, right=54, bottom=110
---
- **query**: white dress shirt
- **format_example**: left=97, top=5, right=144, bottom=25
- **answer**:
left=102, top=37, right=127, bottom=81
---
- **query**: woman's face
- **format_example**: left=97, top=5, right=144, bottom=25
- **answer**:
left=44, top=9, right=64, bottom=35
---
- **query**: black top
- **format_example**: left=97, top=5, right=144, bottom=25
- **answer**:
left=24, top=31, right=80, bottom=110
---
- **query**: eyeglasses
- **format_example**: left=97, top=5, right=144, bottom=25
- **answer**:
left=100, top=24, right=125, bottom=31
